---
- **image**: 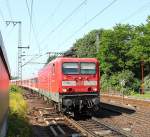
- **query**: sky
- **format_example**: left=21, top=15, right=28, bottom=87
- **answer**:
left=0, top=0, right=150, bottom=79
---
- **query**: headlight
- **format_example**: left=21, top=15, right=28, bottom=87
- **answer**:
left=93, top=87, right=97, bottom=91
left=62, top=88, right=67, bottom=92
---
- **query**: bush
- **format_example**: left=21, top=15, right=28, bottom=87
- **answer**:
left=10, top=85, right=23, bottom=93
left=101, top=70, right=140, bottom=95
left=144, top=74, right=150, bottom=89
left=8, top=114, right=31, bottom=137
left=101, top=73, right=110, bottom=92
left=9, top=92, right=27, bottom=117
left=8, top=85, right=32, bottom=137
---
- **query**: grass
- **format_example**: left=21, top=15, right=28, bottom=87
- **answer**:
left=7, top=85, right=32, bottom=137
left=130, top=92, right=150, bottom=100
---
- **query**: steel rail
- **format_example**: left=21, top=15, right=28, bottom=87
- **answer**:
left=65, top=116, right=97, bottom=137
left=92, top=117, right=133, bottom=137
left=102, top=106, right=150, bottom=125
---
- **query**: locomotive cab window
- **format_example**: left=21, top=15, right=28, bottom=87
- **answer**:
left=62, top=62, right=79, bottom=74
left=80, top=62, right=96, bottom=74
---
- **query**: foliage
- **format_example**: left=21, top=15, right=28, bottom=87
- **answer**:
left=98, top=24, right=137, bottom=75
left=74, top=29, right=103, bottom=58
left=144, top=74, right=150, bottom=89
left=101, top=70, right=140, bottom=95
left=131, top=92, right=150, bottom=99
left=9, top=92, right=27, bottom=117
left=65, top=16, right=150, bottom=93
left=10, top=85, right=23, bottom=93
left=8, top=86, right=32, bottom=137
left=8, top=114, right=31, bottom=137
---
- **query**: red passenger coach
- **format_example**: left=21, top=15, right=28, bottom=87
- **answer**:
left=38, top=57, right=100, bottom=115
left=0, top=32, right=10, bottom=137
left=21, top=77, right=38, bottom=90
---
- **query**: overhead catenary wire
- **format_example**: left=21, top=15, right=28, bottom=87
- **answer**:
left=0, top=7, right=5, bottom=21
left=6, top=0, right=13, bottom=20
left=29, top=0, right=33, bottom=47
left=57, top=0, right=118, bottom=50
left=39, top=0, right=87, bottom=47
left=25, top=0, right=41, bottom=53
left=23, top=0, right=88, bottom=66
left=21, top=53, right=47, bottom=67
left=50, top=0, right=63, bottom=17
left=121, top=2, right=150, bottom=22
left=24, top=0, right=117, bottom=67
left=84, top=0, right=87, bottom=26
left=38, top=0, right=63, bottom=33
left=4, top=26, right=15, bottom=42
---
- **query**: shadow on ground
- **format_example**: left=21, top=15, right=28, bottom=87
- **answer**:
left=32, top=123, right=81, bottom=137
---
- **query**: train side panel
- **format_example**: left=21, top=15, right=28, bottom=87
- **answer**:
left=0, top=33, right=10, bottom=137
left=38, top=65, right=50, bottom=96
left=49, top=60, right=62, bottom=102
left=38, top=60, right=62, bottom=102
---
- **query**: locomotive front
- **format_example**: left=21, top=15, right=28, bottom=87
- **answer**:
left=60, top=58, right=100, bottom=115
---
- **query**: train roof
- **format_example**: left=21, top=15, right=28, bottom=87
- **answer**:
left=39, top=57, right=99, bottom=73
left=0, top=32, right=11, bottom=78
left=51, top=57, right=98, bottom=63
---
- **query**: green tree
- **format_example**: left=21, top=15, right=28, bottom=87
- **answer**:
left=73, top=29, right=103, bottom=58
left=98, top=24, right=136, bottom=74
left=62, top=16, right=150, bottom=92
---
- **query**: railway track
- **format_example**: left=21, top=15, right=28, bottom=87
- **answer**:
left=25, top=90, right=134, bottom=137
left=133, top=110, right=150, bottom=118
left=32, top=107, right=133, bottom=137
left=36, top=107, right=85, bottom=137
left=101, top=102, right=150, bottom=126
left=101, top=94, right=150, bottom=108
left=71, top=117, right=132, bottom=137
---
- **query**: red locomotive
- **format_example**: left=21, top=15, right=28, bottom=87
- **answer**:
left=0, top=32, right=10, bottom=137
left=16, top=57, right=100, bottom=115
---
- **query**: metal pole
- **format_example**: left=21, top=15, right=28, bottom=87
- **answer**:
left=17, top=23, right=29, bottom=83
left=18, top=22, right=22, bottom=82
left=5, top=21, right=29, bottom=84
